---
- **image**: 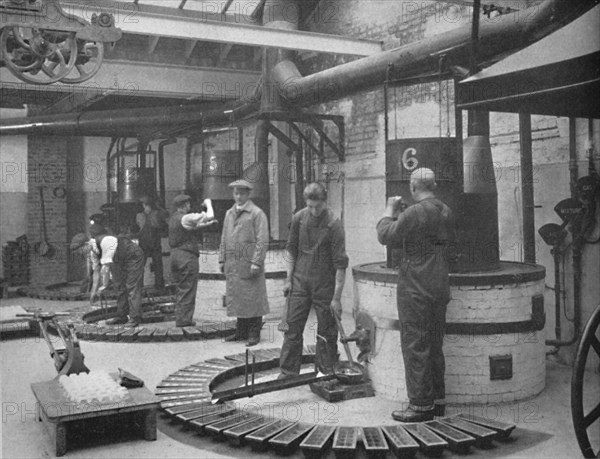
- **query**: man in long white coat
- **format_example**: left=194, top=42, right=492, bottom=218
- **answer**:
left=219, top=179, right=269, bottom=347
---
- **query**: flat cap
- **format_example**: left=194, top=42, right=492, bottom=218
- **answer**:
left=88, top=223, right=107, bottom=238
left=228, top=179, right=253, bottom=190
left=173, top=194, right=192, bottom=206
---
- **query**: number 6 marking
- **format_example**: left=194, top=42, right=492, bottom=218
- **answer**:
left=402, top=148, right=418, bottom=171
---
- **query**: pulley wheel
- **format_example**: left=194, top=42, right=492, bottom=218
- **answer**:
left=571, top=303, right=600, bottom=458
left=1, top=26, right=77, bottom=84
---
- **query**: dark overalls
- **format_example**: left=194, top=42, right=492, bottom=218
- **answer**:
left=169, top=211, right=201, bottom=326
left=138, top=210, right=166, bottom=289
left=96, top=235, right=145, bottom=323
left=377, top=197, right=454, bottom=408
left=279, top=208, right=349, bottom=376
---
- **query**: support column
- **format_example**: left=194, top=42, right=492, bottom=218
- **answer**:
left=519, top=113, right=536, bottom=263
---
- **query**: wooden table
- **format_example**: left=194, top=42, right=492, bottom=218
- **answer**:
left=31, top=373, right=159, bottom=456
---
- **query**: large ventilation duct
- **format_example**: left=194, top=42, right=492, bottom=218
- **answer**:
left=0, top=0, right=597, bottom=137
left=272, top=0, right=599, bottom=106
left=251, top=0, right=301, bottom=225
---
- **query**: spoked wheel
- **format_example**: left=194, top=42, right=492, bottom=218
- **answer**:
left=60, top=40, right=104, bottom=83
left=572, top=303, right=600, bottom=458
left=1, top=26, right=77, bottom=84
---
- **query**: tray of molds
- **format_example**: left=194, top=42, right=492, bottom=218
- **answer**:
left=59, top=371, right=132, bottom=405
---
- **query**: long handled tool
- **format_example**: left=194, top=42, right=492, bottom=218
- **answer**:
left=17, top=311, right=90, bottom=375
left=35, top=186, right=55, bottom=258
left=333, top=313, right=365, bottom=385
left=277, top=263, right=295, bottom=332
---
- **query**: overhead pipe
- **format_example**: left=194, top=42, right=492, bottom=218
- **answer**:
left=272, top=0, right=598, bottom=106
left=458, top=0, right=500, bottom=271
left=0, top=0, right=597, bottom=137
left=0, top=99, right=259, bottom=137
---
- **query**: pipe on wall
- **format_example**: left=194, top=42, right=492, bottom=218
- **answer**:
left=158, top=138, right=177, bottom=208
left=519, top=113, right=536, bottom=263
left=546, top=118, right=582, bottom=347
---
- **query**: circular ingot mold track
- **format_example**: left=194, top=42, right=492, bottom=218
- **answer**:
left=18, top=283, right=174, bottom=301
left=15, top=283, right=238, bottom=343
left=156, top=348, right=517, bottom=457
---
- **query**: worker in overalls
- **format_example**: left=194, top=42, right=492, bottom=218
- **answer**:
left=136, top=196, right=169, bottom=290
left=169, top=194, right=215, bottom=327
left=279, top=182, right=349, bottom=378
left=88, top=223, right=145, bottom=327
left=376, top=168, right=455, bottom=422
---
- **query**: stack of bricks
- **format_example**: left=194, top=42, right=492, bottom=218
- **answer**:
left=2, top=236, right=30, bottom=286
left=27, top=135, right=68, bottom=286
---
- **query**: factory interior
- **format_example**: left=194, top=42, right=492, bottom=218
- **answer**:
left=1, top=0, right=599, bottom=458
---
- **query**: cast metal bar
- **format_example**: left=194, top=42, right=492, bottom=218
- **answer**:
left=211, top=372, right=336, bottom=404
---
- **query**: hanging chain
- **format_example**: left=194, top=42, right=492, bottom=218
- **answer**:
left=438, top=78, right=443, bottom=139
left=446, top=80, right=451, bottom=137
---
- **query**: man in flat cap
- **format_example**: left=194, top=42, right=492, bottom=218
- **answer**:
left=169, top=194, right=216, bottom=327
left=88, top=223, right=145, bottom=327
left=219, top=179, right=269, bottom=346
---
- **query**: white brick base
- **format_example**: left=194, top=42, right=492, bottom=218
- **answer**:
left=355, top=265, right=546, bottom=403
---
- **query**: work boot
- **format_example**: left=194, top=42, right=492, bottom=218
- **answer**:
left=434, top=403, right=446, bottom=417
left=225, top=318, right=247, bottom=342
left=245, top=316, right=262, bottom=347
left=392, top=405, right=435, bottom=422
left=106, top=316, right=127, bottom=325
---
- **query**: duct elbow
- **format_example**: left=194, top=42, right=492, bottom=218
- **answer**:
left=272, top=60, right=302, bottom=103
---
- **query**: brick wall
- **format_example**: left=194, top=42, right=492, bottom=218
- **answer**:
left=27, top=136, right=68, bottom=286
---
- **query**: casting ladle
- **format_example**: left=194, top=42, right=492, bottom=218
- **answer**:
left=333, top=312, right=365, bottom=385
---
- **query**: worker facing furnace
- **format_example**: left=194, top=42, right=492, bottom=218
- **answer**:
left=377, top=167, right=455, bottom=423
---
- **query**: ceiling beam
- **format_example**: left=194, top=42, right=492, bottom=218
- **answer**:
left=184, top=40, right=198, bottom=60
left=217, top=43, right=234, bottom=66
left=62, top=1, right=382, bottom=56
left=42, top=92, right=108, bottom=115
left=148, top=35, right=160, bottom=54
left=0, top=60, right=261, bottom=104
left=221, top=0, right=234, bottom=14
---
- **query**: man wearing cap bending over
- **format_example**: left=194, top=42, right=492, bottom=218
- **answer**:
left=376, top=168, right=455, bottom=422
left=219, top=180, right=269, bottom=347
left=169, top=195, right=215, bottom=327
left=279, top=182, right=349, bottom=378
left=88, top=223, right=145, bottom=327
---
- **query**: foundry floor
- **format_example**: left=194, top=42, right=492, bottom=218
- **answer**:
left=1, top=292, right=598, bottom=459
